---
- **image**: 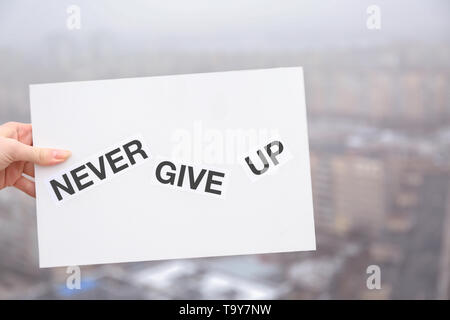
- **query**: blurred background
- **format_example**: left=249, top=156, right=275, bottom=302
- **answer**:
left=0, top=0, right=449, bottom=299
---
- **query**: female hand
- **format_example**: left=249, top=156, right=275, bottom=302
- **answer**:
left=0, top=122, right=71, bottom=197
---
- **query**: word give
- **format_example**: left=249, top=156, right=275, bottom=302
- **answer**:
left=154, top=160, right=226, bottom=196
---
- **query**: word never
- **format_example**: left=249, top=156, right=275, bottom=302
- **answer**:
left=50, top=139, right=148, bottom=201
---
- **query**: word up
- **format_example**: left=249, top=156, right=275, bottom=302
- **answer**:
left=242, top=140, right=292, bottom=181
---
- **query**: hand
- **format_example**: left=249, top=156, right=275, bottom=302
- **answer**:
left=0, top=122, right=71, bottom=197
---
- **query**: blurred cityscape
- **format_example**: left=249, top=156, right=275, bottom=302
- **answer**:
left=1, top=2, right=450, bottom=300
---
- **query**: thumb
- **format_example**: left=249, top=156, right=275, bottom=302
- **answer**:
left=7, top=139, right=71, bottom=166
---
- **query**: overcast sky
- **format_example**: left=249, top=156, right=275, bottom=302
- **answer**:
left=0, top=0, right=449, bottom=51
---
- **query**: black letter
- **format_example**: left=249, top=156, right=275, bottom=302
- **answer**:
left=70, top=165, right=94, bottom=191
left=123, top=139, right=149, bottom=165
left=188, top=166, right=207, bottom=190
left=105, top=148, right=129, bottom=174
left=177, top=165, right=186, bottom=187
left=265, top=140, right=284, bottom=165
left=205, top=170, right=225, bottom=195
left=156, top=161, right=176, bottom=185
left=50, top=174, right=75, bottom=201
left=86, top=156, right=106, bottom=180
left=244, top=150, right=270, bottom=175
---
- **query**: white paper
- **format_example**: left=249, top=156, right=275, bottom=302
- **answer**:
left=29, top=67, right=316, bottom=267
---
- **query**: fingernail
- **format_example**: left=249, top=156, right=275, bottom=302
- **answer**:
left=52, top=150, right=71, bottom=160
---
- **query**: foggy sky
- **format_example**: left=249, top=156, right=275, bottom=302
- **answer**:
left=0, top=0, right=449, bottom=52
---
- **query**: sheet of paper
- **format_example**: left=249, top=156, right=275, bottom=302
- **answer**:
left=29, top=67, right=316, bottom=267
